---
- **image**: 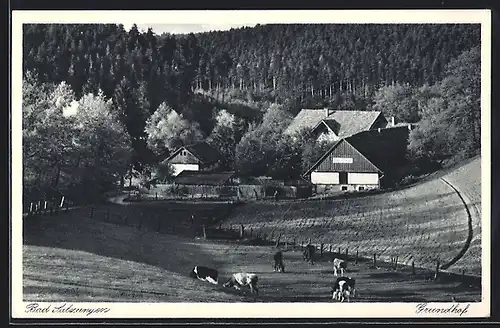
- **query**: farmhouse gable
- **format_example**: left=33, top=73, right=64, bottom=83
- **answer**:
left=304, top=126, right=410, bottom=192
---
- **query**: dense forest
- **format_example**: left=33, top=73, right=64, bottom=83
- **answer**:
left=22, top=23, right=481, bottom=204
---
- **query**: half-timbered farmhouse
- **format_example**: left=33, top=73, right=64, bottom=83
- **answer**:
left=303, top=126, right=411, bottom=193
left=284, top=108, right=391, bottom=142
left=163, top=142, right=222, bottom=176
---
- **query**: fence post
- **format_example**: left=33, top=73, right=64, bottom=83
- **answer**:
left=373, top=253, right=377, bottom=267
left=240, top=225, right=244, bottom=239
left=293, top=238, right=296, bottom=247
left=355, top=250, right=359, bottom=264
left=329, top=244, right=332, bottom=254
left=320, top=243, right=324, bottom=258
left=338, top=247, right=341, bottom=255
left=155, top=192, right=158, bottom=200
left=434, top=260, right=440, bottom=281
left=412, top=261, right=416, bottom=276
left=395, top=256, right=399, bottom=270
left=345, top=248, right=348, bottom=261
left=89, top=207, right=94, bottom=219
left=203, top=225, right=207, bottom=240
left=275, top=233, right=281, bottom=247
left=250, top=228, right=253, bottom=237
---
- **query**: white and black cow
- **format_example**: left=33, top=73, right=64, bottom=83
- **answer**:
left=303, top=244, right=315, bottom=264
left=331, top=277, right=356, bottom=302
left=189, top=265, right=219, bottom=285
left=332, top=258, right=347, bottom=277
left=223, top=273, right=259, bottom=294
left=273, top=250, right=285, bottom=273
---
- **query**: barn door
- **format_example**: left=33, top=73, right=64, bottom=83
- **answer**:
left=339, top=172, right=348, bottom=184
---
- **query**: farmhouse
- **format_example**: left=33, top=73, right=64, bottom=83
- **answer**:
left=303, top=126, right=411, bottom=193
left=163, top=142, right=222, bottom=176
left=284, top=108, right=390, bottom=142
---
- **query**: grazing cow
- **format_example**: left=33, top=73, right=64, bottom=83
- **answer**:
left=189, top=266, right=219, bottom=285
left=331, top=277, right=356, bottom=302
left=273, top=250, right=285, bottom=273
left=223, top=273, right=259, bottom=295
left=332, top=258, right=347, bottom=277
left=303, top=244, right=315, bottom=264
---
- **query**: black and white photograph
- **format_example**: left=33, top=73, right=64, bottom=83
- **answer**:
left=11, top=9, right=492, bottom=319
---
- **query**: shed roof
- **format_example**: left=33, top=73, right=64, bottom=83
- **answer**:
left=284, top=109, right=385, bottom=138
left=173, top=171, right=236, bottom=186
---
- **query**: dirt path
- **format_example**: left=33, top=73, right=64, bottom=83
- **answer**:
left=439, top=178, right=474, bottom=271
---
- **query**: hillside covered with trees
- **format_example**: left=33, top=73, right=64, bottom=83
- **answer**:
left=22, top=23, right=481, bottom=203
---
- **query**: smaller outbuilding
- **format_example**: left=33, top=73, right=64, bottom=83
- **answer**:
left=163, top=141, right=222, bottom=176
left=173, top=171, right=237, bottom=186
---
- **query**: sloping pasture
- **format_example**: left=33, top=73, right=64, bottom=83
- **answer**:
left=220, top=170, right=477, bottom=275
left=23, top=213, right=480, bottom=303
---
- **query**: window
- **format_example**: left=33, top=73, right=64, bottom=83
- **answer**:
left=359, top=186, right=365, bottom=191
left=341, top=186, right=348, bottom=191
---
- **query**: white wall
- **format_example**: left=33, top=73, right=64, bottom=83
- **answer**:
left=311, top=172, right=339, bottom=184
left=172, top=164, right=199, bottom=176
left=347, top=172, right=379, bottom=185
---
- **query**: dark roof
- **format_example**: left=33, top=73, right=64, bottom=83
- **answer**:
left=304, top=126, right=410, bottom=175
left=166, top=141, right=221, bottom=164
left=173, top=171, right=236, bottom=186
left=345, top=126, right=410, bottom=173
left=284, top=109, right=385, bottom=138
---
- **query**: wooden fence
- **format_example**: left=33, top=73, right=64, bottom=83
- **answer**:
left=198, top=223, right=480, bottom=285
left=27, top=199, right=478, bottom=286
left=148, top=184, right=312, bottom=201
left=23, top=195, right=72, bottom=217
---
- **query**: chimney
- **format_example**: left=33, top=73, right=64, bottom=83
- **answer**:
left=324, top=107, right=332, bottom=118
left=391, top=116, right=395, bottom=127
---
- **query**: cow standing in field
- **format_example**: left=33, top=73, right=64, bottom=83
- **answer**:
left=189, top=266, right=219, bottom=285
left=332, top=258, right=347, bottom=277
left=273, top=250, right=285, bottom=273
left=303, top=244, right=315, bottom=264
left=332, top=277, right=356, bottom=302
left=223, top=273, right=259, bottom=295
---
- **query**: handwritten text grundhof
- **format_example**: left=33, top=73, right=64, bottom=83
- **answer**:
left=416, top=303, right=470, bottom=316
